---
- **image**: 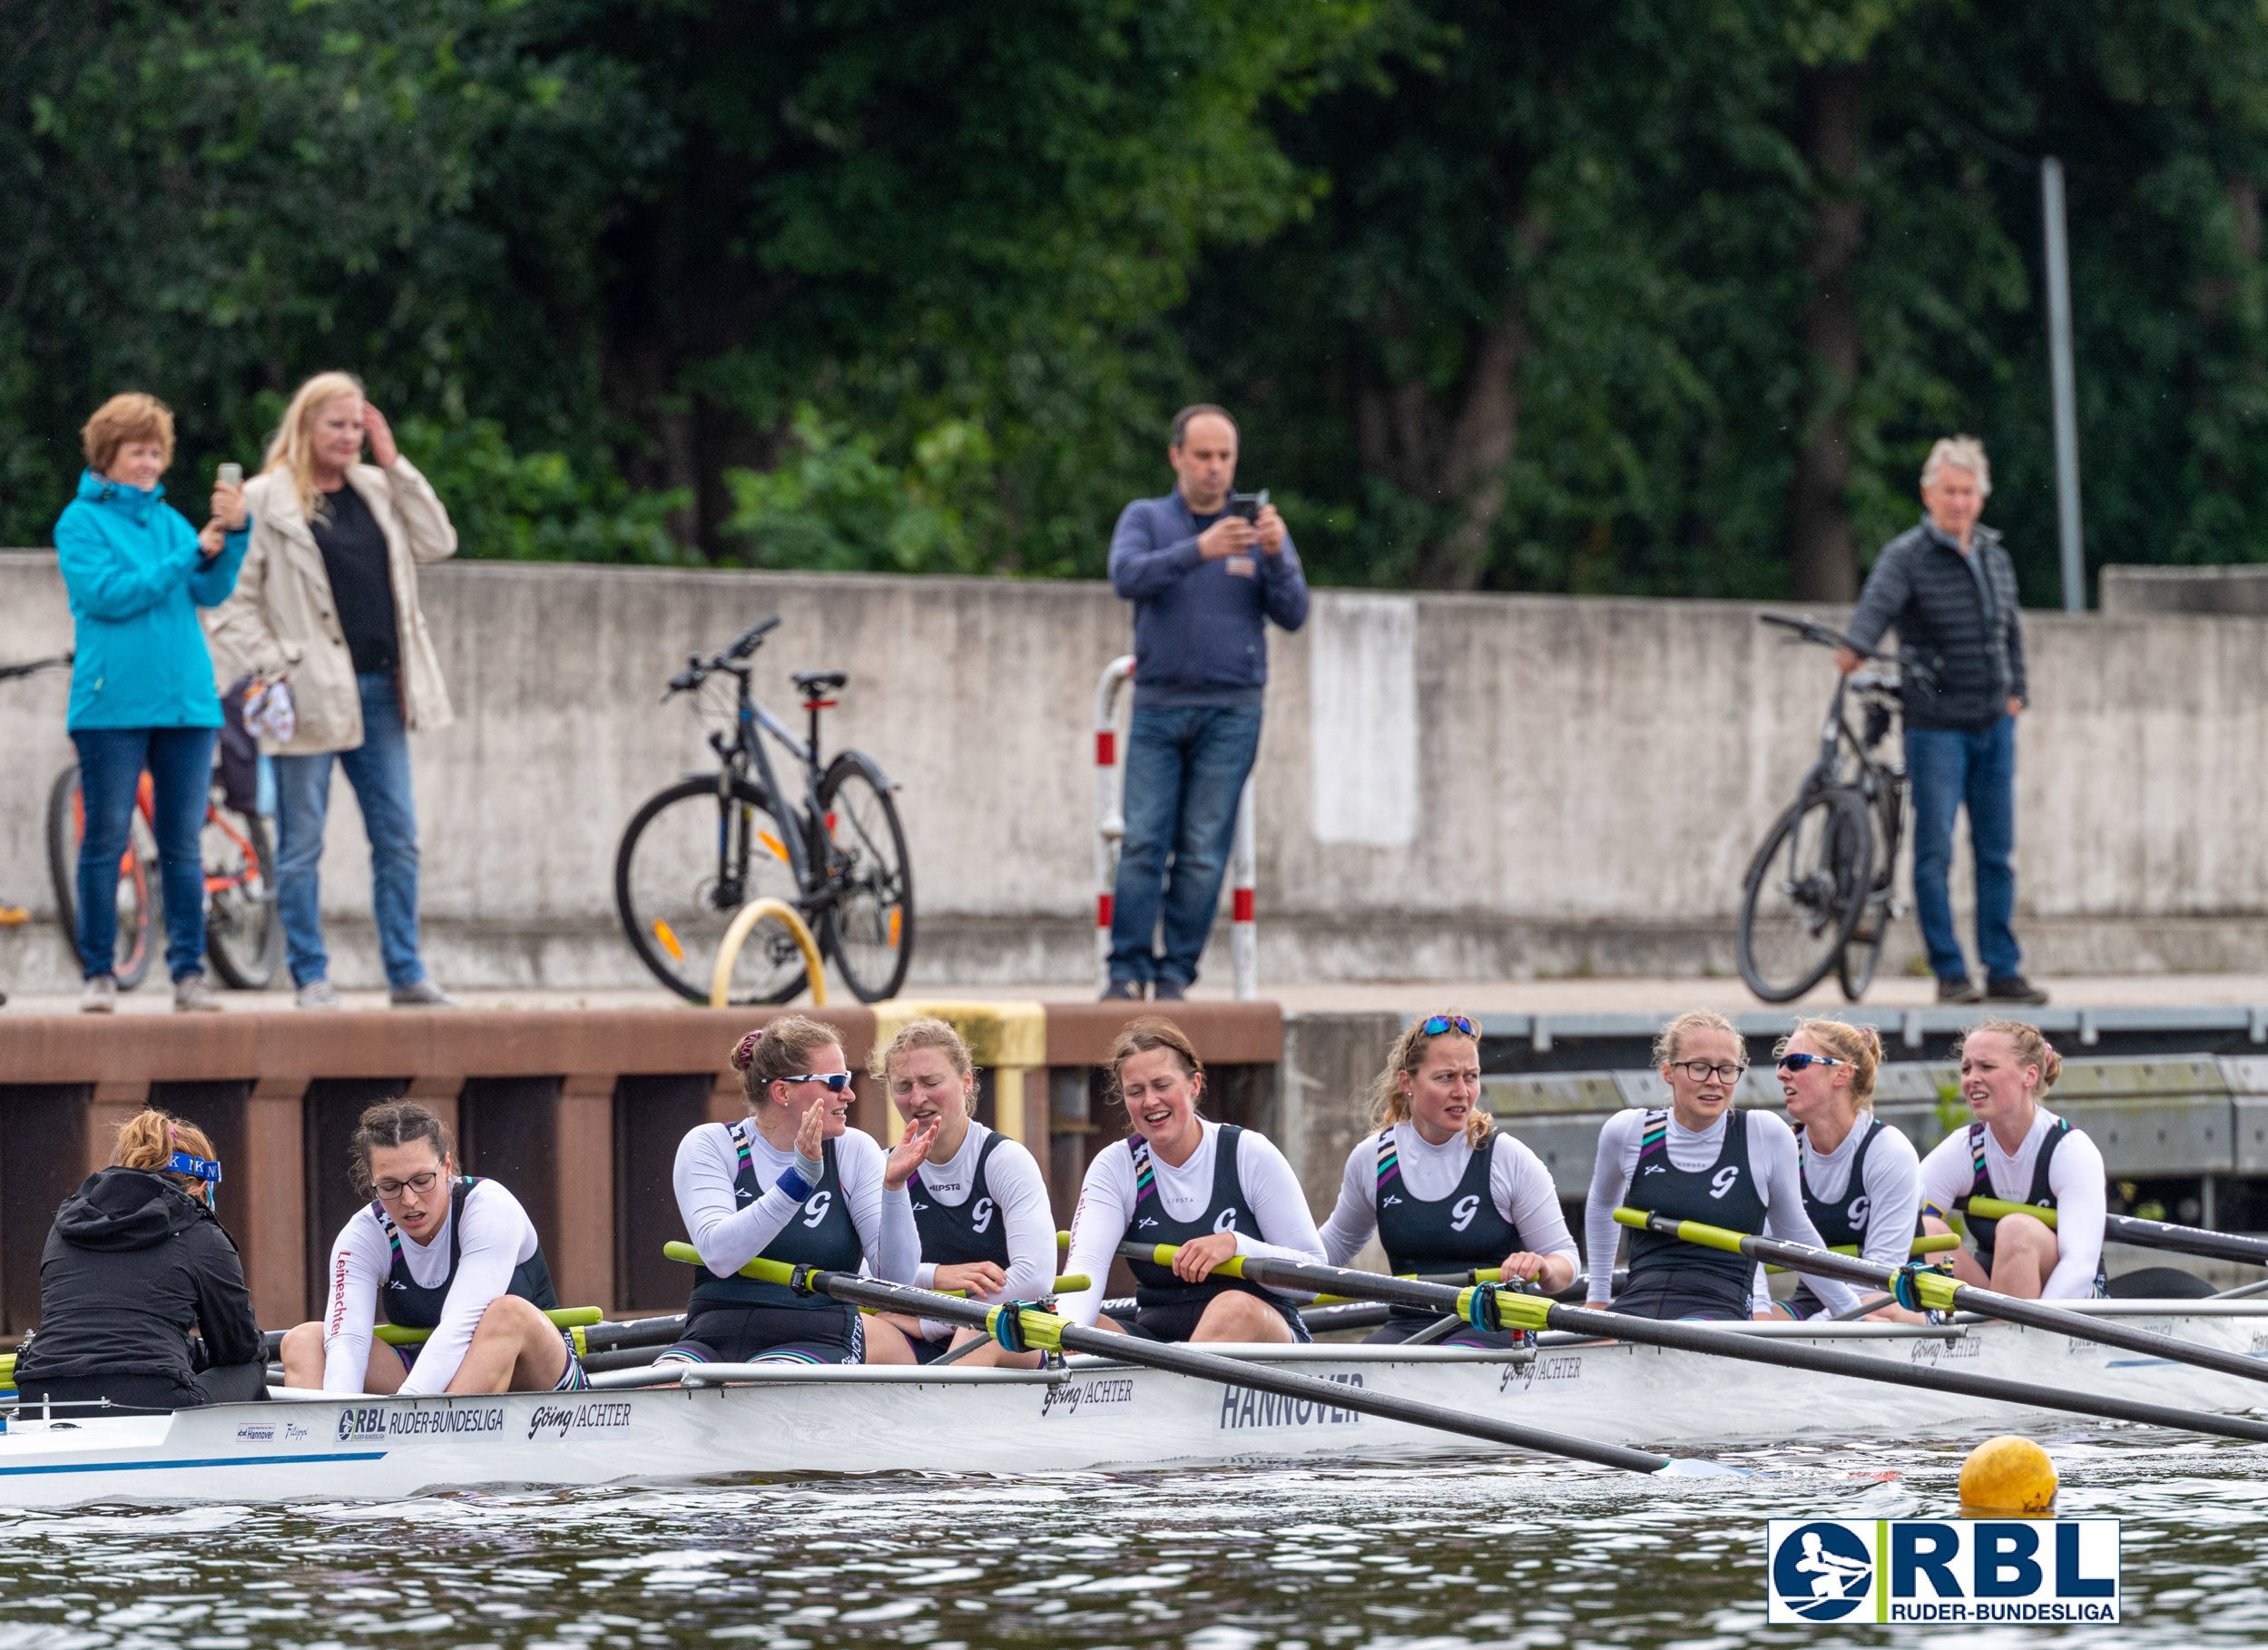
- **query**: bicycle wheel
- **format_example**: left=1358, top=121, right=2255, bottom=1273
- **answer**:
left=1737, top=785, right=1872, bottom=1004
left=816, top=751, right=913, bottom=1002
left=45, top=763, right=158, bottom=989
left=616, top=775, right=809, bottom=1005
left=204, top=790, right=283, bottom=990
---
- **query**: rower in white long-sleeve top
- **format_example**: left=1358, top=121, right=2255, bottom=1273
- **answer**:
left=1772, top=1018, right=1922, bottom=1319
left=863, top=1017, right=1057, bottom=1369
left=1914, top=1020, right=2105, bottom=1301
left=1316, top=1012, right=1578, bottom=1347
left=1060, top=1017, right=1326, bottom=1343
left=658, top=1015, right=936, bottom=1368
left=1585, top=1010, right=1864, bottom=1321
left=279, top=1101, right=586, bottom=1395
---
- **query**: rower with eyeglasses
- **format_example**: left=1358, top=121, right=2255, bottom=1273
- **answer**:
left=1769, top=1019, right=1923, bottom=1320
left=280, top=1100, right=590, bottom=1395
left=656, top=1015, right=937, bottom=1368
left=1583, top=1010, right=1865, bottom=1321
left=1315, top=1013, right=1580, bottom=1347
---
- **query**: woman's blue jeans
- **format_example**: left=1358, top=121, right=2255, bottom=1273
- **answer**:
left=70, top=726, right=217, bottom=982
left=1107, top=702, right=1263, bottom=990
left=271, top=672, right=428, bottom=989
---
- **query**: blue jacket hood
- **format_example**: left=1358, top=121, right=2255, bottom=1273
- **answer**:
left=75, top=467, right=168, bottom=512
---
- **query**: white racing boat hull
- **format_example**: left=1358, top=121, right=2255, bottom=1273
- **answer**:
left=1, top=1301, right=2263, bottom=1506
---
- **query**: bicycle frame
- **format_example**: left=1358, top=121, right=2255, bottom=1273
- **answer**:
left=711, top=666, right=826, bottom=906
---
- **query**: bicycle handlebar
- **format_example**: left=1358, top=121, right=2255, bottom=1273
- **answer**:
left=0, top=653, right=72, bottom=683
left=1757, top=613, right=1939, bottom=692
left=728, top=616, right=781, bottom=660
left=661, top=618, right=784, bottom=699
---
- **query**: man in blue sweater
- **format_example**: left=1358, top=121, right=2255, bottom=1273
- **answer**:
left=1105, top=405, right=1309, bottom=1000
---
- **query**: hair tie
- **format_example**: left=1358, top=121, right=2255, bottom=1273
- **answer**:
left=734, top=1029, right=764, bottom=1068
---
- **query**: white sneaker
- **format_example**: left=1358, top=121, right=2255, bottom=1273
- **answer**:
left=172, top=974, right=221, bottom=1013
left=80, top=975, right=118, bottom=1015
left=296, top=978, right=343, bottom=1010
left=389, top=978, right=458, bottom=1008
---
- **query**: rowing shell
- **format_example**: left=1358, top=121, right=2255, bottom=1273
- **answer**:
left=1, top=1301, right=2263, bottom=1507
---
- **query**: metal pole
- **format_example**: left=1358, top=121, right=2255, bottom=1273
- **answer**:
left=2042, top=156, right=2086, bottom=612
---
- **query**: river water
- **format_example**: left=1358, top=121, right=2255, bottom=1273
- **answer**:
left=0, top=1433, right=2261, bottom=1649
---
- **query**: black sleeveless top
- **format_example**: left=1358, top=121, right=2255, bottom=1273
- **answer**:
left=1791, top=1118, right=1886, bottom=1318
left=1373, top=1127, right=1522, bottom=1324
left=1961, top=1117, right=2105, bottom=1291
left=909, top=1130, right=1009, bottom=1269
left=1122, top=1125, right=1274, bottom=1312
left=1622, top=1108, right=1767, bottom=1299
left=379, top=1178, right=558, bottom=1331
left=686, top=1122, right=865, bottom=1312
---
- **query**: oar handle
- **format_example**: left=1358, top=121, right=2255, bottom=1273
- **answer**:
left=376, top=1305, right=603, bottom=1347
left=1964, top=1195, right=2057, bottom=1229
left=1762, top=1233, right=1959, bottom=1274
left=664, top=1242, right=1085, bottom=1299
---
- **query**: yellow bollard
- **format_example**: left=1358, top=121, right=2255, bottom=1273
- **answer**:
left=710, top=899, right=827, bottom=1007
left=871, top=1001, right=1046, bottom=1149
left=1959, top=1435, right=2057, bottom=1514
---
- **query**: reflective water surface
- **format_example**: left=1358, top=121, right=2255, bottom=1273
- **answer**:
left=0, top=1432, right=2263, bottom=1649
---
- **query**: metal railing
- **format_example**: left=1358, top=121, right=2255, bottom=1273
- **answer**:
left=1093, top=655, right=1256, bottom=999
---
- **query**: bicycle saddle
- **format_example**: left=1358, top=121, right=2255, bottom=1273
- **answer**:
left=793, top=670, right=849, bottom=696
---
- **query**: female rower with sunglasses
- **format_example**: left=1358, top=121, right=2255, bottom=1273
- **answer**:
left=1772, top=1019, right=1920, bottom=1319
left=659, top=1015, right=938, bottom=1368
left=1316, top=1013, right=1577, bottom=1346
left=280, top=1101, right=586, bottom=1394
left=1583, top=1010, right=1863, bottom=1320
left=16, top=1110, right=265, bottom=1412
left=1060, top=1017, right=1326, bottom=1343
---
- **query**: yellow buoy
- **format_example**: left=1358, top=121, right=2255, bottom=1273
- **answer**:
left=1959, top=1435, right=2057, bottom=1513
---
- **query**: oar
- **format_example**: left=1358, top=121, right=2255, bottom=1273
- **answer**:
left=1615, top=1208, right=2268, bottom=1390
left=376, top=1305, right=604, bottom=1348
left=1968, top=1196, right=2268, bottom=1269
left=1116, top=1242, right=2268, bottom=1446
left=663, top=1241, right=1674, bottom=1473
left=1763, top=1233, right=1959, bottom=1275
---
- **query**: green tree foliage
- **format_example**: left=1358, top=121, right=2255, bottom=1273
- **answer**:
left=6, top=0, right=2268, bottom=597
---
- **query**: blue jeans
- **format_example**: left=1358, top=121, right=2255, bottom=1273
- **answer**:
left=71, top=726, right=217, bottom=982
left=1108, top=703, right=1263, bottom=989
left=1905, top=716, right=2021, bottom=982
left=271, top=672, right=427, bottom=989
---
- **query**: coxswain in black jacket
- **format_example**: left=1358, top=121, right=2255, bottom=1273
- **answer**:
left=15, top=1166, right=265, bottom=1411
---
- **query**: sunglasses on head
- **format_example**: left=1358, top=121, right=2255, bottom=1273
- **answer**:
left=782, top=1072, right=854, bottom=1092
left=1777, top=1053, right=1846, bottom=1073
left=1420, top=1015, right=1478, bottom=1038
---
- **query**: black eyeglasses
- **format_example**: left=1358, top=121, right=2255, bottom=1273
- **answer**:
left=373, top=1170, right=442, bottom=1199
left=1777, top=1053, right=1847, bottom=1073
left=1420, top=1015, right=1478, bottom=1037
left=1671, top=1060, right=1747, bottom=1083
left=782, top=1072, right=854, bottom=1092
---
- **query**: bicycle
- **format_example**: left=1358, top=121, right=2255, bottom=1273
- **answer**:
left=614, top=616, right=914, bottom=1005
left=1735, top=613, right=1937, bottom=1004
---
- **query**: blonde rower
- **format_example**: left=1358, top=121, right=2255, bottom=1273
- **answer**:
left=1915, top=1021, right=2105, bottom=1300
left=1060, top=1017, right=1325, bottom=1343
left=1317, top=1013, right=1577, bottom=1345
left=1773, top=1019, right=1921, bottom=1319
left=865, top=1018, right=1056, bottom=1369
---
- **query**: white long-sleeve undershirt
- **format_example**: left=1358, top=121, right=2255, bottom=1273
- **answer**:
left=1917, top=1107, right=2106, bottom=1301
left=1317, top=1124, right=1578, bottom=1272
left=672, top=1120, right=919, bottom=1286
left=1797, top=1115, right=1924, bottom=1274
left=1060, top=1120, right=1325, bottom=1328
left=1584, top=1106, right=1861, bottom=1315
left=908, top=1120, right=1056, bottom=1302
left=320, top=1179, right=541, bottom=1396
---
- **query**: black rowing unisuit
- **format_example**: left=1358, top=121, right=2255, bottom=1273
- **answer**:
left=1617, top=1108, right=1766, bottom=1320
left=909, top=1130, right=1008, bottom=1268
left=688, top=1123, right=864, bottom=1314
left=378, top=1178, right=558, bottom=1330
left=1372, top=1128, right=1520, bottom=1326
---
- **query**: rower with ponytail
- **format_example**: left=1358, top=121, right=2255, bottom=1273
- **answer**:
left=1772, top=1018, right=1922, bottom=1319
left=1314, top=1013, right=1580, bottom=1346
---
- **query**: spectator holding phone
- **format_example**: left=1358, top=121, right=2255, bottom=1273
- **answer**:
left=1103, top=404, right=1308, bottom=1000
left=55, top=393, right=250, bottom=1014
left=209, top=372, right=459, bottom=1009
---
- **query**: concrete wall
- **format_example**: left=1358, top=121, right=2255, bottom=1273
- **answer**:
left=2103, top=564, right=2268, bottom=618
left=7, top=552, right=2268, bottom=990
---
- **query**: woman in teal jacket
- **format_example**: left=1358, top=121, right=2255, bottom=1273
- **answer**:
left=55, top=394, right=250, bottom=1014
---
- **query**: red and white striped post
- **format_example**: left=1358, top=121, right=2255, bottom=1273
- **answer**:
left=1092, top=653, right=1258, bottom=1000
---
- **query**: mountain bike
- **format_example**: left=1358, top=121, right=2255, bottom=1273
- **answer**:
left=614, top=616, right=914, bottom=1005
left=46, top=754, right=285, bottom=991
left=1735, top=614, right=1936, bottom=1004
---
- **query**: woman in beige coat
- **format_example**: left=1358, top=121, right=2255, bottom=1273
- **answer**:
left=208, top=372, right=458, bottom=1009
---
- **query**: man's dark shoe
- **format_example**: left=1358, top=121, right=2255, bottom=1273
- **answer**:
left=1101, top=979, right=1142, bottom=1002
left=1936, top=976, right=1982, bottom=1005
left=1154, top=978, right=1187, bottom=1002
left=1986, top=974, right=2050, bottom=1006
